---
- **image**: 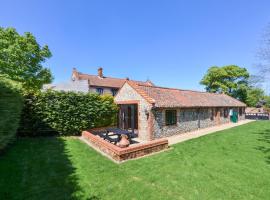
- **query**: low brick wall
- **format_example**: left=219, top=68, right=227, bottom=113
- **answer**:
left=82, top=131, right=169, bottom=162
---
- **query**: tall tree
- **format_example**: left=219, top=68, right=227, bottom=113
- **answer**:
left=200, top=65, right=249, bottom=101
left=0, top=27, right=53, bottom=90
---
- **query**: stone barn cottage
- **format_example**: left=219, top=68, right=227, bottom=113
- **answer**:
left=114, top=81, right=246, bottom=141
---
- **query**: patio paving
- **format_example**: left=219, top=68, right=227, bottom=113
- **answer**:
left=167, top=119, right=254, bottom=145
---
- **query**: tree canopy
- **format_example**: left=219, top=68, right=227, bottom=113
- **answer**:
left=200, top=65, right=249, bottom=101
left=245, top=87, right=265, bottom=107
left=0, top=27, right=53, bottom=90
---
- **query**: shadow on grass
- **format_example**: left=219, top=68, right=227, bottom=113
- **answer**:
left=254, top=129, right=270, bottom=165
left=0, top=137, right=99, bottom=200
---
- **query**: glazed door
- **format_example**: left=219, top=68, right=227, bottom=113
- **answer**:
left=118, top=104, right=138, bottom=130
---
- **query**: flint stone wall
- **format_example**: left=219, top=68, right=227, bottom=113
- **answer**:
left=153, top=108, right=240, bottom=139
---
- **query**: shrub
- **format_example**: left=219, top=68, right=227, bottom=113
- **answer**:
left=0, top=78, right=23, bottom=150
left=18, top=91, right=118, bottom=136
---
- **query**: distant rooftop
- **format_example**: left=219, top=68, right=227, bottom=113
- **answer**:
left=72, top=67, right=154, bottom=88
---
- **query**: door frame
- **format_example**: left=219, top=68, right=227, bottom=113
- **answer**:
left=215, top=108, right=221, bottom=125
left=115, top=100, right=140, bottom=135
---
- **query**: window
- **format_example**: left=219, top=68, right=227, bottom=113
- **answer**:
left=111, top=88, right=118, bottom=96
left=224, top=108, right=229, bottom=118
left=165, top=110, right=177, bottom=125
left=239, top=108, right=243, bottom=116
left=96, top=88, right=103, bottom=95
left=182, top=111, right=185, bottom=119
left=229, top=108, right=233, bottom=116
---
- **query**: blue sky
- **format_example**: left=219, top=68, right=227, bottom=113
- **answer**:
left=1, top=0, right=270, bottom=91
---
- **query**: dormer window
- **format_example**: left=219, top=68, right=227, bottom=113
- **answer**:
left=96, top=88, right=104, bottom=95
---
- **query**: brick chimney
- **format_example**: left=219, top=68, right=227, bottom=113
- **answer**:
left=71, top=67, right=79, bottom=81
left=98, top=67, right=103, bottom=78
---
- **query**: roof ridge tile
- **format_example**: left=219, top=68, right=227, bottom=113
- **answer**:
left=134, top=82, right=246, bottom=108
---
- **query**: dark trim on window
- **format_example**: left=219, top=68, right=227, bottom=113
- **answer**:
left=165, top=110, right=177, bottom=126
left=96, top=88, right=104, bottom=95
left=239, top=107, right=243, bottom=116
left=111, top=88, right=118, bottom=96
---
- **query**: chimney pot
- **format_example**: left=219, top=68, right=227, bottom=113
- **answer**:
left=72, top=67, right=78, bottom=81
left=98, top=67, right=103, bottom=78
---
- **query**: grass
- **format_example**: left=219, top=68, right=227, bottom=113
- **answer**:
left=0, top=121, right=270, bottom=200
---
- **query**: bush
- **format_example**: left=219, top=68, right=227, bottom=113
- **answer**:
left=0, top=78, right=23, bottom=150
left=18, top=91, right=118, bottom=136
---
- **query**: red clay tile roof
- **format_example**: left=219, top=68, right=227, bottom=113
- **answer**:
left=77, top=73, right=153, bottom=88
left=127, top=82, right=246, bottom=108
left=127, top=81, right=156, bottom=104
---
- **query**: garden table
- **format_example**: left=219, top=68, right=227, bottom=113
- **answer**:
left=104, top=128, right=133, bottom=144
left=106, top=128, right=131, bottom=136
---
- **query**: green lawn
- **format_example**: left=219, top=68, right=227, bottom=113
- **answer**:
left=0, top=121, right=270, bottom=200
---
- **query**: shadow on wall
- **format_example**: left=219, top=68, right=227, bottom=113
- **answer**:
left=0, top=137, right=100, bottom=200
left=254, top=129, right=270, bottom=165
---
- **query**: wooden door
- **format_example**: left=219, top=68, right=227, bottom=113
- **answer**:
left=215, top=108, right=221, bottom=125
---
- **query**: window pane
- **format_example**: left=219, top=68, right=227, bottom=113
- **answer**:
left=165, top=110, right=177, bottom=125
left=111, top=89, right=118, bottom=96
left=96, top=88, right=103, bottom=95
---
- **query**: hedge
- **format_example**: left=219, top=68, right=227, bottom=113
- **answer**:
left=0, top=78, right=23, bottom=151
left=18, top=91, right=118, bottom=136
